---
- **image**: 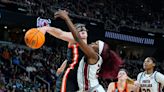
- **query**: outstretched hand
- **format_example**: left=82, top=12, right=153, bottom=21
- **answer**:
left=54, top=10, right=69, bottom=20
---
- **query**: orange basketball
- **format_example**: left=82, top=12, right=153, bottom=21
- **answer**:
left=24, top=28, right=45, bottom=49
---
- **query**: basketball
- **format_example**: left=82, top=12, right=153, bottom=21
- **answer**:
left=24, top=28, right=45, bottom=49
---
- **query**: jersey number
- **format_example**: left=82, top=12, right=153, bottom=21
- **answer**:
left=142, top=88, right=151, bottom=92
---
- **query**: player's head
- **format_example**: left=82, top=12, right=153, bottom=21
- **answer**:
left=75, top=23, right=88, bottom=39
left=117, top=68, right=128, bottom=80
left=91, top=40, right=123, bottom=79
left=89, top=40, right=104, bottom=55
left=143, top=57, right=156, bottom=70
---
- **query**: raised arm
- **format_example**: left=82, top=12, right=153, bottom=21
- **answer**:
left=38, top=26, right=75, bottom=43
left=54, top=10, right=98, bottom=64
left=56, top=59, right=67, bottom=75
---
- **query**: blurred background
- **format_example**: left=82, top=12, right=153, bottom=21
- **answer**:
left=0, top=0, right=164, bottom=91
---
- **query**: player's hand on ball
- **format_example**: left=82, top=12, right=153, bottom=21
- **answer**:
left=37, top=27, right=47, bottom=35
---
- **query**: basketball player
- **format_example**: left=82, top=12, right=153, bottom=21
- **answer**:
left=135, top=57, right=164, bottom=92
left=38, top=21, right=88, bottom=92
left=107, top=68, right=136, bottom=92
left=39, top=10, right=123, bottom=92
left=55, top=10, right=105, bottom=92
left=54, top=10, right=123, bottom=92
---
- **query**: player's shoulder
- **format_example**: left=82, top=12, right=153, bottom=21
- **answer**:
left=152, top=71, right=164, bottom=83
left=108, top=82, right=115, bottom=88
left=138, top=72, right=144, bottom=76
left=107, top=82, right=115, bottom=92
left=154, top=71, right=164, bottom=77
left=138, top=72, right=144, bottom=74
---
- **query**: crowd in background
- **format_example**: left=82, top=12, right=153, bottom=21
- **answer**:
left=0, top=41, right=67, bottom=92
left=1, top=0, right=164, bottom=32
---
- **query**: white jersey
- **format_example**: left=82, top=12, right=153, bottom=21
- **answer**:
left=77, top=55, right=105, bottom=92
left=137, top=71, right=164, bottom=92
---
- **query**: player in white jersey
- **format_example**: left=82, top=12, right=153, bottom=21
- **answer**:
left=77, top=41, right=105, bottom=92
left=136, top=57, right=164, bottom=92
left=54, top=10, right=108, bottom=92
